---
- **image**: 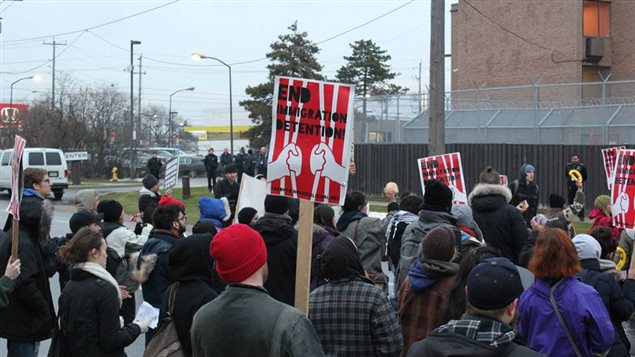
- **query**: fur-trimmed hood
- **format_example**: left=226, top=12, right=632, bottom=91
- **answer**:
left=468, top=183, right=512, bottom=205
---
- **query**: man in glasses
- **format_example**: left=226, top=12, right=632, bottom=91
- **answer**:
left=133, top=204, right=186, bottom=345
left=0, top=168, right=56, bottom=357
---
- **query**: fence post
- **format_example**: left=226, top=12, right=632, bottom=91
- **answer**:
left=600, top=72, right=612, bottom=105
left=395, top=95, right=401, bottom=143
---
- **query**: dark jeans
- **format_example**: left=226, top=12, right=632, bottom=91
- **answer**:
left=7, top=340, right=39, bottom=357
left=206, top=170, right=217, bottom=192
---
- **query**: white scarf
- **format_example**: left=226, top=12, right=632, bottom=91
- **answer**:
left=76, top=261, right=122, bottom=307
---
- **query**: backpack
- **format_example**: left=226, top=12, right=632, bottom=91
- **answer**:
left=143, top=283, right=185, bottom=357
left=386, top=221, right=409, bottom=267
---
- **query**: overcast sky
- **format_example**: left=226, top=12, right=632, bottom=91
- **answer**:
left=0, top=0, right=454, bottom=126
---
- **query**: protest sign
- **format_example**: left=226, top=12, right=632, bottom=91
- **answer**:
left=417, top=152, right=468, bottom=205
left=612, top=149, right=635, bottom=229
left=267, top=76, right=355, bottom=206
left=602, top=146, right=627, bottom=190
left=162, top=157, right=179, bottom=190
left=499, top=175, right=508, bottom=186
left=6, top=135, right=26, bottom=261
left=6, top=135, right=26, bottom=220
left=234, top=173, right=267, bottom=223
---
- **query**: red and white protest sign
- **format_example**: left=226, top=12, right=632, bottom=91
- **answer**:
left=612, top=149, right=635, bottom=229
left=267, top=76, right=354, bottom=205
left=602, top=146, right=627, bottom=190
left=499, top=175, right=508, bottom=186
left=417, top=152, right=468, bottom=205
left=5, top=135, right=26, bottom=219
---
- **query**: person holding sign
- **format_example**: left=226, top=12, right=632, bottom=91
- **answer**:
left=566, top=154, right=587, bottom=220
left=0, top=257, right=20, bottom=310
left=214, top=164, right=240, bottom=225
left=0, top=168, right=56, bottom=357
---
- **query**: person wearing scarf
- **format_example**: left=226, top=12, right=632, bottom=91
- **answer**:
left=58, top=227, right=151, bottom=357
left=398, top=226, right=460, bottom=355
left=309, top=237, right=403, bottom=355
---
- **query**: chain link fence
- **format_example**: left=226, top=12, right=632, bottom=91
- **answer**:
left=355, top=80, right=635, bottom=145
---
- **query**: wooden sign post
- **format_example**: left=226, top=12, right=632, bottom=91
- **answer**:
left=294, top=199, right=315, bottom=314
left=266, top=77, right=355, bottom=315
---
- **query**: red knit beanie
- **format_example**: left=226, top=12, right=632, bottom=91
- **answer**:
left=159, top=196, right=185, bottom=211
left=210, top=224, right=268, bottom=283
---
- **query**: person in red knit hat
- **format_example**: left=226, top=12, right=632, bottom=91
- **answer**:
left=191, top=224, right=324, bottom=357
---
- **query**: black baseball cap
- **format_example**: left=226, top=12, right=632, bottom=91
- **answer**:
left=467, top=257, right=525, bottom=310
left=69, top=210, right=104, bottom=234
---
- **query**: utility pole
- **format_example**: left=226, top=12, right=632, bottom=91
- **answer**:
left=418, top=60, right=423, bottom=113
left=43, top=39, right=67, bottom=110
left=428, top=0, right=445, bottom=155
left=136, top=54, right=147, bottom=147
left=129, top=40, right=141, bottom=179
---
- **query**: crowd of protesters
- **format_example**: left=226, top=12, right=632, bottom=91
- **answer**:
left=0, top=152, right=634, bottom=357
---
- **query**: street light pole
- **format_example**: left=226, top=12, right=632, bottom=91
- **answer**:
left=130, top=40, right=141, bottom=179
left=10, top=75, right=41, bottom=120
left=169, top=87, right=195, bottom=148
left=192, top=53, right=234, bottom=154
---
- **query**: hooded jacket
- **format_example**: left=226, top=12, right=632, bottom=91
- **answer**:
left=408, top=315, right=543, bottom=357
left=59, top=269, right=141, bottom=357
left=159, top=234, right=218, bottom=356
left=396, top=209, right=459, bottom=293
left=310, top=225, right=336, bottom=291
left=469, top=183, right=528, bottom=264
left=101, top=221, right=152, bottom=293
left=508, top=165, right=539, bottom=226
left=132, top=229, right=180, bottom=307
left=0, top=192, right=56, bottom=341
left=576, top=259, right=635, bottom=357
left=588, top=207, right=621, bottom=240
left=138, top=187, right=161, bottom=225
left=252, top=213, right=298, bottom=306
left=519, top=277, right=615, bottom=357
left=198, top=197, right=227, bottom=230
left=337, top=210, right=386, bottom=278
left=74, top=189, right=97, bottom=211
left=398, top=260, right=458, bottom=354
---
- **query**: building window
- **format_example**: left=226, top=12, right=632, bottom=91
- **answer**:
left=582, top=66, right=611, bottom=100
left=583, top=1, right=610, bottom=37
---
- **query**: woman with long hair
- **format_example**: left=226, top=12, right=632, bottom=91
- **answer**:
left=58, top=227, right=149, bottom=356
left=519, top=229, right=615, bottom=357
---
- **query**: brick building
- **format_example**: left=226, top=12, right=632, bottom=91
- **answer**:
left=451, top=0, right=635, bottom=101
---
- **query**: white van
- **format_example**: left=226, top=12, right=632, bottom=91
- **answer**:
left=0, top=148, right=69, bottom=200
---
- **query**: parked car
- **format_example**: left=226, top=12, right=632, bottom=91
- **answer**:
left=0, top=148, right=69, bottom=200
left=178, top=155, right=206, bottom=178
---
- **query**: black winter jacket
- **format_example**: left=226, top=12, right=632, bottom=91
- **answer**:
left=408, top=330, right=543, bottom=357
left=138, top=188, right=161, bottom=225
left=576, top=259, right=635, bottom=357
left=508, top=171, right=539, bottom=226
left=60, top=269, right=141, bottom=357
left=252, top=213, right=298, bottom=306
left=469, top=184, right=528, bottom=264
left=0, top=194, right=56, bottom=341
left=135, top=230, right=179, bottom=307
left=159, top=234, right=218, bottom=356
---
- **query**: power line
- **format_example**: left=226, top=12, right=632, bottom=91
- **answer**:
left=1, top=0, right=181, bottom=44
left=0, top=31, right=84, bottom=74
left=316, top=0, right=415, bottom=44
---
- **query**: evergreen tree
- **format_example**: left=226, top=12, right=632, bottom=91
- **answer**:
left=240, top=22, right=324, bottom=147
left=336, top=39, right=406, bottom=97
